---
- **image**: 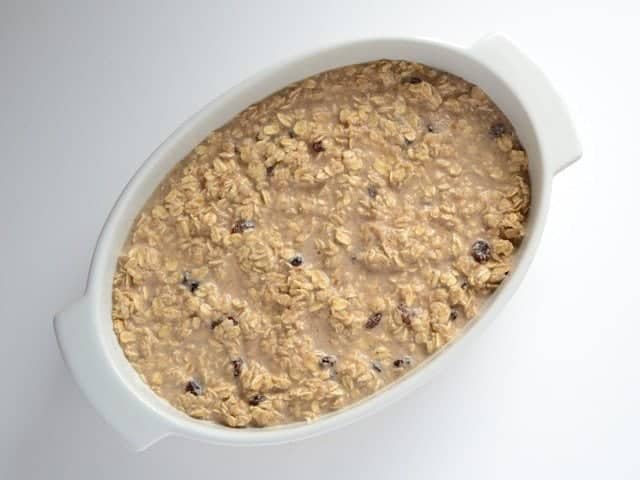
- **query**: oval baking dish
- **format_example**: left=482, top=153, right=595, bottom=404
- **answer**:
left=54, top=33, right=581, bottom=451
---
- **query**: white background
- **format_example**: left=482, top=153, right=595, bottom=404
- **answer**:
left=1, top=1, right=639, bottom=478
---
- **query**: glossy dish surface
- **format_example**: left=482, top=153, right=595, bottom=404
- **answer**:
left=54, top=34, right=580, bottom=451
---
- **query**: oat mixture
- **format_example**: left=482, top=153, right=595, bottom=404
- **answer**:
left=112, top=60, right=530, bottom=427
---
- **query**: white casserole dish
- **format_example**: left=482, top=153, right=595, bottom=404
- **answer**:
left=54, top=33, right=581, bottom=451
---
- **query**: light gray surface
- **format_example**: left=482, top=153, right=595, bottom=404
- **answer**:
left=1, top=1, right=638, bottom=478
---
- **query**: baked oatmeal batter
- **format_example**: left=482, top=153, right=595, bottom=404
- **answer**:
left=112, top=60, right=530, bottom=427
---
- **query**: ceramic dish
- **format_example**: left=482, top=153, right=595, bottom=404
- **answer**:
left=54, top=33, right=581, bottom=451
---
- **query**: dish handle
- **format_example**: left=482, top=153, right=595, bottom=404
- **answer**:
left=54, top=295, right=171, bottom=451
left=469, top=34, right=582, bottom=175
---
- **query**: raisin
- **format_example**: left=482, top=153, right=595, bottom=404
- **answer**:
left=319, top=355, right=337, bottom=368
left=427, top=124, right=435, bottom=133
left=181, top=272, right=200, bottom=293
left=185, top=379, right=203, bottom=396
left=311, top=140, right=325, bottom=153
left=231, top=219, right=256, bottom=234
left=372, top=361, right=383, bottom=373
left=403, top=76, right=423, bottom=84
left=367, top=185, right=378, bottom=199
left=489, top=122, right=506, bottom=138
left=289, top=255, right=303, bottom=267
left=393, top=356, right=413, bottom=368
left=231, top=358, right=244, bottom=377
left=397, top=303, right=415, bottom=325
left=471, top=240, right=491, bottom=263
left=266, top=164, right=275, bottom=176
left=365, top=312, right=383, bottom=329
left=248, top=394, right=266, bottom=406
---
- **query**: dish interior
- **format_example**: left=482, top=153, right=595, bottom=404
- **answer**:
left=108, top=58, right=531, bottom=429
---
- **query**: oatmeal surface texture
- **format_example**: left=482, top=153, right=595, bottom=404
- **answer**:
left=112, top=60, right=530, bottom=427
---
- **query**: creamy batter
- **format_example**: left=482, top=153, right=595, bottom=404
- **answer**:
left=112, top=60, right=530, bottom=427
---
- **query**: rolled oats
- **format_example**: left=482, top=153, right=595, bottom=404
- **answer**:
left=112, top=60, right=530, bottom=428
